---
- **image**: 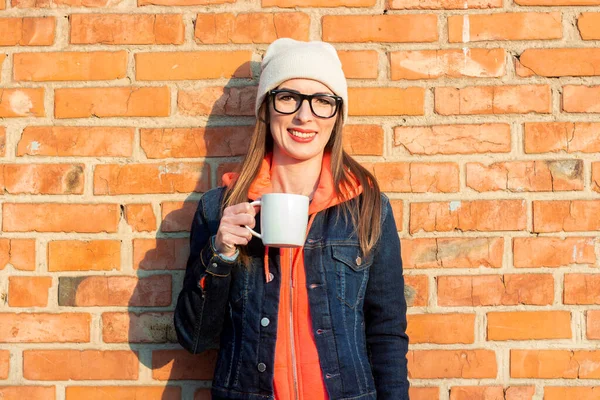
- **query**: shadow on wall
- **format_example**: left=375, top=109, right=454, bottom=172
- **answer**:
left=123, top=61, right=258, bottom=400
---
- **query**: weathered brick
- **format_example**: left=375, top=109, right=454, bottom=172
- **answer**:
left=404, top=275, right=428, bottom=307
left=517, top=49, right=600, bottom=77
left=402, top=237, right=503, bottom=269
left=66, top=387, right=180, bottom=400
left=133, top=238, right=189, bottom=270
left=343, top=125, right=383, bottom=156
left=8, top=276, right=52, bottom=307
left=408, top=350, right=497, bottom=379
left=578, top=13, right=600, bottom=40
left=152, top=350, right=217, bottom=380
left=136, top=52, right=252, bottom=81
left=593, top=162, right=600, bottom=192
left=23, top=350, right=138, bottom=380
left=263, top=0, right=375, bottom=5
left=524, top=122, right=600, bottom=153
left=0, top=17, right=55, bottom=45
left=390, top=49, right=506, bottom=80
left=217, top=162, right=241, bottom=186
left=515, top=0, right=600, bottom=4
left=0, top=239, right=36, bottom=271
left=14, top=0, right=122, bottom=7
left=178, top=87, right=256, bottom=116
left=0, top=127, right=5, bottom=156
left=338, top=51, right=378, bottom=79
left=389, top=0, right=501, bottom=8
left=139, top=0, right=232, bottom=5
left=125, top=204, right=156, bottom=232
left=466, top=160, right=583, bottom=192
left=545, top=387, right=600, bottom=400
left=409, top=387, right=439, bottom=400
left=435, top=85, right=551, bottom=115
left=160, top=201, right=198, bottom=232
left=511, top=350, right=600, bottom=378
left=103, top=312, right=176, bottom=343
left=564, top=274, right=600, bottom=305
left=3, top=203, right=119, bottom=233
left=407, top=314, right=475, bottom=344
left=94, top=163, right=210, bottom=195
left=395, top=123, right=510, bottom=155
left=18, top=126, right=134, bottom=157
left=195, top=13, right=309, bottom=43
left=1, top=164, right=84, bottom=194
left=14, top=52, right=126, bottom=81
left=563, top=85, right=600, bottom=113
left=587, top=310, right=600, bottom=339
left=438, top=274, right=554, bottom=306
left=488, top=311, right=571, bottom=340
left=449, top=12, right=561, bottom=42
left=58, top=275, right=171, bottom=307
left=0, top=313, right=90, bottom=343
left=410, top=200, right=527, bottom=233
left=348, top=87, right=424, bottom=116
left=0, top=350, right=8, bottom=379
left=141, top=127, right=252, bottom=158
left=533, top=200, right=600, bottom=232
left=0, top=387, right=55, bottom=400
left=367, top=162, right=459, bottom=193
left=0, top=89, right=45, bottom=118
left=450, top=386, right=535, bottom=400
left=71, top=14, right=184, bottom=44
left=48, top=241, right=120, bottom=272
left=513, top=237, right=596, bottom=267
left=194, top=390, right=211, bottom=400
left=323, top=15, right=438, bottom=43
left=55, top=87, right=170, bottom=118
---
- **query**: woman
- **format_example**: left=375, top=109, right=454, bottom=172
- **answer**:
left=174, top=38, right=409, bottom=400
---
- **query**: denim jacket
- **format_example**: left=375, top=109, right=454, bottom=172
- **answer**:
left=174, top=187, right=409, bottom=400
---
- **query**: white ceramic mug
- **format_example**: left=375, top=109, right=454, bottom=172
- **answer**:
left=246, top=193, right=309, bottom=247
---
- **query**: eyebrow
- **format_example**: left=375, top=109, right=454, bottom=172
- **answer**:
left=277, top=87, right=334, bottom=96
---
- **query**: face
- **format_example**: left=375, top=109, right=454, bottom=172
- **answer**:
left=268, top=79, right=339, bottom=164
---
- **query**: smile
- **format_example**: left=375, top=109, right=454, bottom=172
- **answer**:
left=288, top=129, right=317, bottom=138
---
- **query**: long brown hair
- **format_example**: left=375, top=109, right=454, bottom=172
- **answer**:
left=224, top=99, right=382, bottom=263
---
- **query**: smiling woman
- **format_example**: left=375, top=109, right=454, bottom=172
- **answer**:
left=174, top=38, right=409, bottom=400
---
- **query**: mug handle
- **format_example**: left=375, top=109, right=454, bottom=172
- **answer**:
left=245, top=200, right=262, bottom=239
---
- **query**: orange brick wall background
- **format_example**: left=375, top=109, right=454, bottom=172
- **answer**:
left=1, top=0, right=600, bottom=399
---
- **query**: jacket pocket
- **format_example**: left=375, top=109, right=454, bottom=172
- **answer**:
left=331, top=245, right=372, bottom=309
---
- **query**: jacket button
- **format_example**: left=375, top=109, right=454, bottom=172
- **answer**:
left=211, top=263, right=218, bottom=268
left=268, top=272, right=274, bottom=281
left=257, top=363, right=266, bottom=372
left=261, top=317, right=270, bottom=327
left=355, top=256, right=362, bottom=266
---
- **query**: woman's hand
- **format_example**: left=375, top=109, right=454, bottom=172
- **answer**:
left=214, top=202, right=257, bottom=257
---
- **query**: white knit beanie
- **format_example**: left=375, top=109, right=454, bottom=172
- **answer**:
left=255, top=38, right=348, bottom=123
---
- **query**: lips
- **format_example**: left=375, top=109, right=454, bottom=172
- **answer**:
left=288, top=129, right=317, bottom=139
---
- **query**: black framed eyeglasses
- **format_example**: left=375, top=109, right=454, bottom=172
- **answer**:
left=269, top=89, right=342, bottom=119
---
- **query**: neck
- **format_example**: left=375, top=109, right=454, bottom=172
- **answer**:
left=270, top=150, right=324, bottom=198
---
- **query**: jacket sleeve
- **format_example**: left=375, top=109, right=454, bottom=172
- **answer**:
left=174, top=192, right=238, bottom=354
left=363, top=195, right=410, bottom=399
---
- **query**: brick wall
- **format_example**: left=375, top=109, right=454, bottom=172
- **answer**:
left=1, top=0, right=599, bottom=399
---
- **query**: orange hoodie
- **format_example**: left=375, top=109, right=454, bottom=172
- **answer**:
left=223, top=153, right=361, bottom=400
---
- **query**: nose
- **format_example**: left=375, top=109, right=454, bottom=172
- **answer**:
left=294, top=99, right=313, bottom=123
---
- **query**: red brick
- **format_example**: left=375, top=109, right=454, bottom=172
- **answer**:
left=516, top=0, right=600, bottom=4
left=410, top=200, right=527, bottom=233
left=0, top=17, right=55, bottom=45
left=23, top=350, right=138, bottom=380
left=94, top=163, right=210, bottom=195
left=488, top=311, right=571, bottom=340
left=587, top=310, right=600, bottom=339
left=438, top=274, right=554, bottom=306
left=152, top=350, right=217, bottom=380
left=3, top=203, right=119, bottom=233
left=58, top=275, right=171, bottom=307
left=408, top=350, right=497, bottom=379
left=594, top=162, right=600, bottom=192
left=402, top=237, right=503, bottom=269
left=564, top=274, right=600, bottom=305
left=409, top=387, right=439, bottom=400
left=103, top=312, right=176, bottom=343
left=55, top=87, right=170, bottom=118
left=389, top=0, right=501, bottom=8
left=513, top=237, right=596, bottom=267
left=195, top=13, right=309, bottom=43
left=517, top=49, right=600, bottom=77
left=141, top=127, right=252, bottom=158
left=389, top=199, right=403, bottom=231
left=133, top=239, right=189, bottom=270
left=466, top=160, right=583, bottom=192
left=563, top=85, right=600, bottom=113
left=368, top=162, right=459, bottom=193
left=450, top=386, right=535, bottom=400
left=0, top=313, right=90, bottom=343
left=178, top=87, right=256, bottom=116
left=404, top=275, right=427, bottom=307
left=323, top=15, right=437, bottom=43
left=71, top=14, right=184, bottom=44
left=66, top=387, right=180, bottom=400
left=18, top=126, right=134, bottom=157
left=348, top=87, right=424, bottom=116
left=390, top=49, right=506, bottom=80
left=533, top=200, right=600, bottom=232
left=449, top=12, right=561, bottom=42
left=14, top=52, right=126, bottom=82
left=524, top=122, right=600, bottom=153
left=160, top=201, right=198, bottom=232
left=394, top=123, right=510, bottom=155
left=511, top=350, right=600, bottom=378
left=194, top=390, right=211, bottom=400
left=0, top=239, right=36, bottom=271
left=139, top=0, right=232, bottom=5
left=0, top=350, right=8, bottom=379
left=435, top=85, right=551, bottom=115
left=136, top=52, right=251, bottom=81
left=0, top=88, right=45, bottom=118
left=217, top=162, right=241, bottom=186
left=1, top=164, right=84, bottom=194
left=263, top=0, right=375, bottom=5
left=343, top=125, right=383, bottom=156
left=14, top=0, right=122, bottom=7
left=0, top=127, right=5, bottom=156
left=0, top=387, right=55, bottom=400
left=338, top=51, right=379, bottom=79
left=8, top=276, right=52, bottom=307
left=48, top=240, right=120, bottom=272
left=578, top=13, right=600, bottom=40
left=125, top=204, right=156, bottom=232
left=545, top=387, right=600, bottom=400
left=408, top=314, right=475, bottom=344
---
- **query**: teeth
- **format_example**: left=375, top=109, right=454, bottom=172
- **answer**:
left=289, top=129, right=316, bottom=138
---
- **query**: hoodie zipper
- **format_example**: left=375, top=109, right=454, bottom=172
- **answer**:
left=289, top=249, right=299, bottom=400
